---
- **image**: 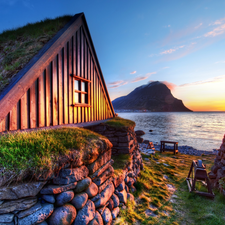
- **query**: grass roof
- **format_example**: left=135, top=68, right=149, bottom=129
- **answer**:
left=0, top=15, right=73, bottom=94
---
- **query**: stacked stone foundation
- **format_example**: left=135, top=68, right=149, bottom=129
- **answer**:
left=0, top=132, right=143, bottom=224
left=209, top=134, right=225, bottom=188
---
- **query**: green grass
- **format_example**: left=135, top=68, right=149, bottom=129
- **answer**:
left=105, top=116, right=135, bottom=129
left=114, top=152, right=225, bottom=225
left=112, top=154, right=131, bottom=176
left=0, top=127, right=101, bottom=177
left=0, top=15, right=72, bottom=94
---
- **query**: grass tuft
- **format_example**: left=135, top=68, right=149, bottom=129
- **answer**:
left=105, top=116, right=135, bottom=129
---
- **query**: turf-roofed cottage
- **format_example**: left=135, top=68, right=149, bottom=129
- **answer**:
left=0, top=13, right=115, bottom=132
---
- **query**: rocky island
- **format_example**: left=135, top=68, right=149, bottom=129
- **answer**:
left=112, top=81, right=192, bottom=112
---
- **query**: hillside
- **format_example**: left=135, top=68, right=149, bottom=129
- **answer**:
left=112, top=81, right=192, bottom=112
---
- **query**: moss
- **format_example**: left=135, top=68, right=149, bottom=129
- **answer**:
left=105, top=116, right=135, bottom=129
left=112, top=154, right=131, bottom=176
left=0, top=127, right=101, bottom=175
left=0, top=15, right=72, bottom=94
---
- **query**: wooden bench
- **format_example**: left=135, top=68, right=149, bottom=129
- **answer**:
left=160, top=141, right=178, bottom=154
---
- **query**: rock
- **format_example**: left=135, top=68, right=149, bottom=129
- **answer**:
left=94, top=182, right=115, bottom=208
left=127, top=193, right=135, bottom=202
left=90, top=159, right=114, bottom=179
left=102, top=207, right=112, bottom=225
left=41, top=195, right=55, bottom=204
left=88, top=211, right=103, bottom=225
left=135, top=130, right=145, bottom=136
left=98, top=177, right=113, bottom=193
left=0, top=182, right=46, bottom=200
left=17, top=202, right=42, bottom=218
left=56, top=191, right=74, bottom=206
left=85, top=182, right=98, bottom=198
left=40, top=182, right=77, bottom=195
left=0, top=213, right=14, bottom=223
left=0, top=197, right=37, bottom=214
left=208, top=171, right=216, bottom=179
left=116, top=189, right=127, bottom=204
left=48, top=204, right=76, bottom=225
left=111, top=194, right=120, bottom=208
left=111, top=207, right=120, bottom=220
left=53, top=166, right=89, bottom=185
left=127, top=178, right=135, bottom=188
left=107, top=198, right=114, bottom=211
left=113, top=171, right=126, bottom=188
left=116, top=181, right=125, bottom=192
left=74, top=177, right=92, bottom=193
left=136, top=136, right=144, bottom=143
left=125, top=185, right=129, bottom=193
left=38, top=221, right=48, bottom=225
left=71, top=192, right=88, bottom=210
left=87, top=150, right=112, bottom=174
left=18, top=203, right=54, bottom=225
left=93, top=166, right=114, bottom=186
left=73, top=200, right=95, bottom=225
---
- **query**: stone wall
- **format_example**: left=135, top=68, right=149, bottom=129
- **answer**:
left=209, top=134, right=225, bottom=188
left=0, top=131, right=143, bottom=225
left=89, top=123, right=138, bottom=155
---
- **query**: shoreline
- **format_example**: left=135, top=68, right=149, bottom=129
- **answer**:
left=139, top=142, right=218, bottom=156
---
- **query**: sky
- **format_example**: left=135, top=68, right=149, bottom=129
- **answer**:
left=0, top=0, right=225, bottom=111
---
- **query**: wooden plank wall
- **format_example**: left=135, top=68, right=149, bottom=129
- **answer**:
left=0, top=25, right=114, bottom=133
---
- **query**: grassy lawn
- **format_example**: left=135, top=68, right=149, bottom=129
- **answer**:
left=114, top=152, right=225, bottom=225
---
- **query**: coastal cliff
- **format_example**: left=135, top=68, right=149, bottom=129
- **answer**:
left=112, top=81, right=192, bottom=112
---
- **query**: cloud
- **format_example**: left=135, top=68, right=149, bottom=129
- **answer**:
left=164, top=25, right=171, bottom=28
left=162, top=81, right=177, bottom=90
left=131, top=72, right=156, bottom=83
left=195, top=23, right=203, bottom=29
left=130, top=71, right=137, bottom=74
left=204, top=24, right=225, bottom=37
left=108, top=80, right=128, bottom=89
left=215, top=60, right=225, bottom=64
left=209, top=18, right=225, bottom=26
left=179, top=75, right=225, bottom=87
left=160, top=45, right=185, bottom=55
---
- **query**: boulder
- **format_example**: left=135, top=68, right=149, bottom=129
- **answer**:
left=53, top=166, right=89, bottom=185
left=41, top=194, right=55, bottom=204
left=135, top=130, right=145, bottom=136
left=0, top=197, right=37, bottom=214
left=40, top=182, right=77, bottom=195
left=111, top=194, right=120, bottom=208
left=127, top=193, right=135, bottom=202
left=98, top=177, right=113, bottom=193
left=102, top=207, right=112, bottom=225
left=38, top=221, right=48, bottom=225
left=115, top=189, right=127, bottom=204
left=74, top=177, right=92, bottom=193
left=116, top=181, right=125, bottom=192
left=56, top=191, right=74, bottom=206
left=18, top=203, right=54, bottom=225
left=48, top=204, right=76, bottom=225
left=0, top=213, right=14, bottom=223
left=136, top=136, right=143, bottom=143
left=85, top=182, right=98, bottom=198
left=73, top=200, right=95, bottom=225
left=94, top=182, right=115, bottom=208
left=17, top=202, right=42, bottom=218
left=88, top=211, right=103, bottom=225
left=71, top=192, right=88, bottom=210
left=111, top=207, right=120, bottom=219
left=107, top=198, right=114, bottom=211
left=87, top=150, right=112, bottom=174
left=0, top=182, right=46, bottom=200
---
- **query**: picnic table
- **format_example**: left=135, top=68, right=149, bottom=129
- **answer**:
left=160, top=141, right=178, bottom=154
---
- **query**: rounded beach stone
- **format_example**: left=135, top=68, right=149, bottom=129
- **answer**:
left=107, top=198, right=114, bottom=211
left=41, top=194, right=55, bottom=204
left=74, top=177, right=92, bottom=193
left=111, top=194, right=120, bottom=208
left=38, top=221, right=48, bottom=225
left=127, top=193, right=135, bottom=202
left=112, top=207, right=120, bottom=219
left=73, top=200, right=95, bottom=225
left=56, top=191, right=74, bottom=206
left=85, top=182, right=98, bottom=198
left=71, top=192, right=88, bottom=210
left=102, top=207, right=112, bottom=225
left=48, top=204, right=76, bottom=225
left=89, top=211, right=103, bottom=225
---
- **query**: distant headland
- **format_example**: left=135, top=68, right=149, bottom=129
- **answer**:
left=112, top=81, right=192, bottom=112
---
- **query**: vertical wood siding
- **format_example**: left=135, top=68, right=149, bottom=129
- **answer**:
left=0, top=22, right=114, bottom=133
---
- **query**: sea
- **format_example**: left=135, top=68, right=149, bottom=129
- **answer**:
left=118, top=112, right=225, bottom=151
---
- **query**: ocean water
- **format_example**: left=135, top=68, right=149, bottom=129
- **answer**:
left=118, top=112, right=225, bottom=151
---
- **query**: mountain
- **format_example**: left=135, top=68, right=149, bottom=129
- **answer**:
left=112, top=81, right=192, bottom=112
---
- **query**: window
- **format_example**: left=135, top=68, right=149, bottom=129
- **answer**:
left=71, top=75, right=91, bottom=107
